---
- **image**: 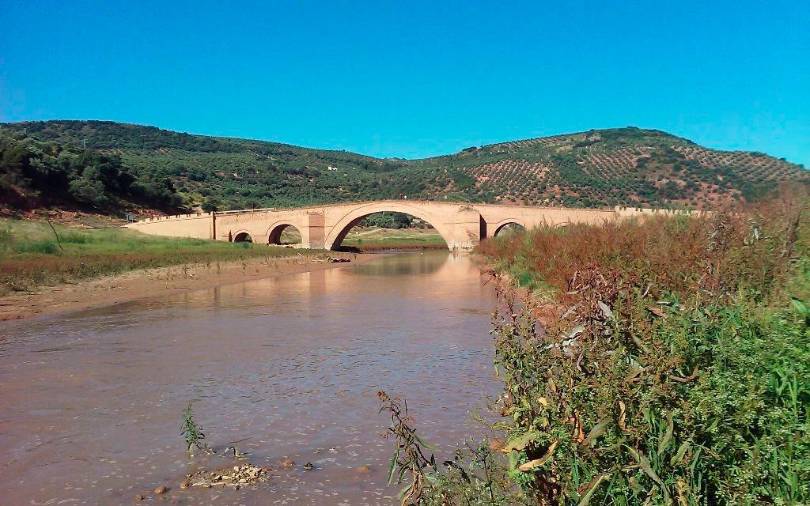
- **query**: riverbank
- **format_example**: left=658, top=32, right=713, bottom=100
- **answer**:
left=406, top=193, right=808, bottom=504
left=0, top=218, right=324, bottom=296
left=0, top=216, right=377, bottom=321
left=0, top=218, right=452, bottom=321
left=0, top=251, right=368, bottom=321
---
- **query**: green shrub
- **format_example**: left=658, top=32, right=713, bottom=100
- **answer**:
left=60, top=232, right=93, bottom=244
left=180, top=402, right=206, bottom=452
left=466, top=192, right=809, bottom=504
left=0, top=227, right=12, bottom=250
left=14, top=239, right=60, bottom=255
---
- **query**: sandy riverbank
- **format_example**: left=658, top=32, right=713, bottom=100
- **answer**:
left=0, top=251, right=373, bottom=322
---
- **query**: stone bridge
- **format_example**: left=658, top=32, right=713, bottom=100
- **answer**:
left=125, top=200, right=659, bottom=250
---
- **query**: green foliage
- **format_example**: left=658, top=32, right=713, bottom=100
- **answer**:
left=2, top=121, right=805, bottom=213
left=378, top=390, right=525, bottom=505
left=339, top=226, right=447, bottom=251
left=470, top=192, right=809, bottom=504
left=422, top=441, right=524, bottom=505
left=0, top=128, right=181, bottom=211
left=378, top=390, right=438, bottom=505
left=201, top=196, right=221, bottom=212
left=12, top=239, right=61, bottom=255
left=181, top=402, right=206, bottom=452
left=68, top=171, right=110, bottom=207
left=360, top=212, right=419, bottom=229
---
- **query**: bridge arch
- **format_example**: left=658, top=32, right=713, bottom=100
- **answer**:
left=324, top=202, right=454, bottom=251
left=493, top=220, right=526, bottom=237
left=233, top=230, right=253, bottom=243
left=267, top=222, right=303, bottom=245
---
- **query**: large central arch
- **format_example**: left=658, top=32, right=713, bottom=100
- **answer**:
left=324, top=202, right=455, bottom=251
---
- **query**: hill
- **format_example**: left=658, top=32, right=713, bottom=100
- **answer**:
left=1, top=120, right=806, bottom=215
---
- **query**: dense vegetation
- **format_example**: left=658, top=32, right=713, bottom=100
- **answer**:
left=0, top=129, right=182, bottom=212
left=0, top=218, right=312, bottom=295
left=1, top=121, right=806, bottom=214
left=382, top=192, right=808, bottom=504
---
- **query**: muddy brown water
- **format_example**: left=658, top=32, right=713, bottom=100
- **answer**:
left=0, top=252, right=503, bottom=505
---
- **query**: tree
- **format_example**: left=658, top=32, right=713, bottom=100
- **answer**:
left=201, top=197, right=221, bottom=212
left=69, top=173, right=110, bottom=208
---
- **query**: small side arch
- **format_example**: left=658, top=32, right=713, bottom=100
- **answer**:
left=232, top=230, right=253, bottom=243
left=267, top=222, right=303, bottom=245
left=492, top=220, right=526, bottom=237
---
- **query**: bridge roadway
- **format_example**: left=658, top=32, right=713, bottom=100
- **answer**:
left=125, top=200, right=663, bottom=250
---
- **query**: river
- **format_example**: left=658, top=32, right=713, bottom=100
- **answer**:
left=0, top=252, right=502, bottom=505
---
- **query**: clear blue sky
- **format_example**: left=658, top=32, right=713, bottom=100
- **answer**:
left=1, top=0, right=808, bottom=165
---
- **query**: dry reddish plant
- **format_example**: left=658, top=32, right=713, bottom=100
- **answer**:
left=480, top=189, right=805, bottom=305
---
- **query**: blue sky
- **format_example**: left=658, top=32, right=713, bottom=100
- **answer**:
left=1, top=0, right=808, bottom=165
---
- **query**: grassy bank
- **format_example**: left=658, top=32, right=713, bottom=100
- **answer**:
left=341, top=227, right=447, bottom=251
left=381, top=193, right=809, bottom=504
left=0, top=219, right=313, bottom=295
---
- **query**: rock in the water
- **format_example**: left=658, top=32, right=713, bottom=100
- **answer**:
left=355, top=464, right=371, bottom=474
left=185, top=463, right=269, bottom=489
left=153, top=485, right=169, bottom=494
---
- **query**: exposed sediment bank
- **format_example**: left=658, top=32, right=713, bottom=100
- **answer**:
left=0, top=252, right=372, bottom=321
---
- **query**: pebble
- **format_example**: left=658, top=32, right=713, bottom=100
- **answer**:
left=154, top=485, right=169, bottom=494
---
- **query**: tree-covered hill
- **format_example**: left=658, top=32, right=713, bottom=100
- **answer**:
left=0, top=128, right=182, bottom=213
left=1, top=120, right=806, bottom=215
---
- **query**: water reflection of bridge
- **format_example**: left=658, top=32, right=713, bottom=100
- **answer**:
left=126, top=200, right=659, bottom=251
left=157, top=252, right=485, bottom=314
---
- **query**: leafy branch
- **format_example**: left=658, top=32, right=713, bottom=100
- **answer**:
left=378, top=390, right=437, bottom=505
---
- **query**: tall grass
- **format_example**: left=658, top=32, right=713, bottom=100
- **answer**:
left=341, top=227, right=447, bottom=251
left=0, top=219, right=314, bottom=294
left=411, top=191, right=809, bottom=504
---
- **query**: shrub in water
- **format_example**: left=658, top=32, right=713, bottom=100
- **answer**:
left=181, top=402, right=206, bottom=453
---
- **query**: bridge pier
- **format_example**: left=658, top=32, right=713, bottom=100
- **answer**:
left=305, top=212, right=325, bottom=249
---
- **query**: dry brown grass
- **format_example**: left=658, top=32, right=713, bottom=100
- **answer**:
left=479, top=191, right=805, bottom=304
